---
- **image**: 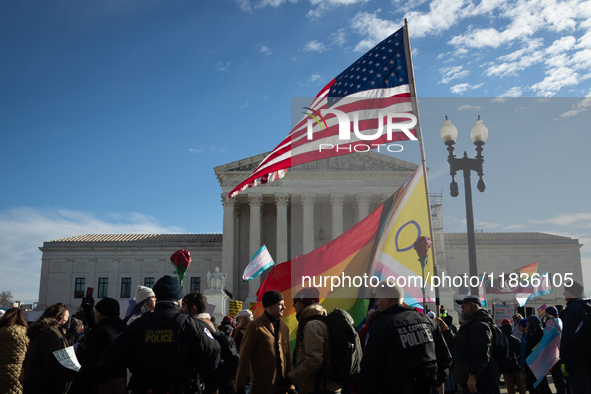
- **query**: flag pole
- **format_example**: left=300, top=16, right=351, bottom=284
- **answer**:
left=403, top=19, right=441, bottom=316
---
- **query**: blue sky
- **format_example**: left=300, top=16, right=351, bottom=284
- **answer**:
left=2, top=0, right=591, bottom=303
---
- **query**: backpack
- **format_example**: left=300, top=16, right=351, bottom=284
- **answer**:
left=304, top=308, right=362, bottom=386
left=204, top=326, right=240, bottom=389
left=487, top=323, right=511, bottom=372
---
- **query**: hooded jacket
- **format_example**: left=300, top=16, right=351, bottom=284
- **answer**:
left=23, top=318, right=76, bottom=394
left=443, top=308, right=498, bottom=385
left=288, top=303, right=340, bottom=394
left=0, top=324, right=28, bottom=394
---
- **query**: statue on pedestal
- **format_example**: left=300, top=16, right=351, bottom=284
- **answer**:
left=207, top=267, right=226, bottom=291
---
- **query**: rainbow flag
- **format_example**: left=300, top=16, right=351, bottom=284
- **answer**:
left=370, top=165, right=434, bottom=306
left=526, top=323, right=561, bottom=388
left=488, top=261, right=538, bottom=294
left=253, top=165, right=431, bottom=345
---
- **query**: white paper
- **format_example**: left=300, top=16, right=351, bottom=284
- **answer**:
left=53, top=346, right=81, bottom=372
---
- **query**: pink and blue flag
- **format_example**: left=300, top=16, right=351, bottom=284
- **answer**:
left=526, top=323, right=561, bottom=388
left=243, top=245, right=275, bottom=282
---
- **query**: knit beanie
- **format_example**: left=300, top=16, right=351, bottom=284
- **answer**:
left=262, top=290, right=284, bottom=308
left=518, top=318, right=528, bottom=328
left=567, top=280, right=585, bottom=298
left=545, top=306, right=558, bottom=317
left=95, top=298, right=120, bottom=318
left=153, top=275, right=184, bottom=301
left=293, top=288, right=320, bottom=307
left=135, top=285, right=155, bottom=304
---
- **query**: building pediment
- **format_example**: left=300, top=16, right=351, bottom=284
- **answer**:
left=215, top=151, right=417, bottom=174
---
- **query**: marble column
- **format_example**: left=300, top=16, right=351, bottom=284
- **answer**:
left=221, top=194, right=236, bottom=297
left=356, top=194, right=372, bottom=223
left=246, top=194, right=263, bottom=302
left=275, top=194, right=289, bottom=264
left=301, top=194, right=316, bottom=254
left=330, top=194, right=345, bottom=239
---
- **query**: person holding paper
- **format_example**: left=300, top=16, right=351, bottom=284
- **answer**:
left=23, top=303, right=76, bottom=394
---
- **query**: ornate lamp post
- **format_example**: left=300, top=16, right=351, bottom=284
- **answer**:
left=440, top=116, right=488, bottom=290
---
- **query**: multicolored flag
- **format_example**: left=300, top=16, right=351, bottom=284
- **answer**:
left=243, top=245, right=275, bottom=282
left=252, top=165, right=431, bottom=346
left=369, top=164, right=434, bottom=306
left=229, top=25, right=416, bottom=199
left=526, top=323, right=561, bottom=388
left=516, top=271, right=553, bottom=307
left=488, top=261, right=538, bottom=294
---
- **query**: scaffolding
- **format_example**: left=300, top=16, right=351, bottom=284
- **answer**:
left=430, top=192, right=445, bottom=260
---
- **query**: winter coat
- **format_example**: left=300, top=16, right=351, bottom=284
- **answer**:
left=359, top=305, right=451, bottom=394
left=104, top=301, right=220, bottom=392
left=560, top=298, right=591, bottom=366
left=68, top=316, right=126, bottom=394
left=0, top=325, right=28, bottom=394
left=288, top=303, right=340, bottom=394
left=443, top=308, right=498, bottom=385
left=23, top=318, right=76, bottom=394
left=235, top=311, right=294, bottom=394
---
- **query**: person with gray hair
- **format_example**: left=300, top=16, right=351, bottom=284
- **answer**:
left=232, top=309, right=253, bottom=352
left=358, top=280, right=451, bottom=394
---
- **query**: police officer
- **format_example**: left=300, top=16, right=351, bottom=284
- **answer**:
left=358, top=280, right=451, bottom=394
left=105, top=275, right=221, bottom=394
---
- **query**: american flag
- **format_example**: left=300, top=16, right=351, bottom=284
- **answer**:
left=229, top=26, right=416, bottom=199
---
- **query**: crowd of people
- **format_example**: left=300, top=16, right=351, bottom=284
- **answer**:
left=0, top=276, right=590, bottom=394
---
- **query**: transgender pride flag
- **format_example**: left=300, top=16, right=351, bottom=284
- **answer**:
left=243, top=245, right=275, bottom=282
left=526, top=324, right=561, bottom=388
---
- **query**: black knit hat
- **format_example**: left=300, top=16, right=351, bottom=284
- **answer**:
left=95, top=298, right=120, bottom=318
left=262, top=290, right=284, bottom=308
left=153, top=275, right=184, bottom=301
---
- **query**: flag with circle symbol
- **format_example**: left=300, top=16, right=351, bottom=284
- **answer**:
left=370, top=164, right=434, bottom=306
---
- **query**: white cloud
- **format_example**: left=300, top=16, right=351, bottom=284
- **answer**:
left=530, top=66, right=582, bottom=97
left=189, top=148, right=204, bottom=153
left=457, top=104, right=481, bottom=111
left=439, top=65, right=469, bottom=84
left=558, top=97, right=591, bottom=117
left=501, top=87, right=523, bottom=97
left=0, top=207, right=181, bottom=302
left=234, top=0, right=253, bottom=12
left=309, top=74, right=323, bottom=82
left=260, top=46, right=273, bottom=55
left=450, top=83, right=484, bottom=94
left=546, top=36, right=577, bottom=56
left=307, top=0, right=370, bottom=20
left=349, top=11, right=399, bottom=52
left=239, top=100, right=249, bottom=109
left=330, top=28, right=347, bottom=47
left=502, top=224, right=526, bottom=230
left=216, top=61, right=231, bottom=72
left=530, top=212, right=591, bottom=228
left=476, top=221, right=501, bottom=229
left=303, top=40, right=327, bottom=53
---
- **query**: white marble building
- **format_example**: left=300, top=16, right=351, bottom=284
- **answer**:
left=37, top=152, right=584, bottom=314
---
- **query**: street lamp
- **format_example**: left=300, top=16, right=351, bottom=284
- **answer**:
left=441, top=116, right=488, bottom=290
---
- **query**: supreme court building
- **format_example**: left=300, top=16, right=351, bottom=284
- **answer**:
left=37, top=152, right=584, bottom=313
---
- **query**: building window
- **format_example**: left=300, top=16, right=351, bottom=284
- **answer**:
left=121, top=278, right=132, bottom=298
left=98, top=278, right=108, bottom=298
left=144, top=277, right=154, bottom=288
left=190, top=277, right=201, bottom=293
left=74, top=278, right=85, bottom=298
